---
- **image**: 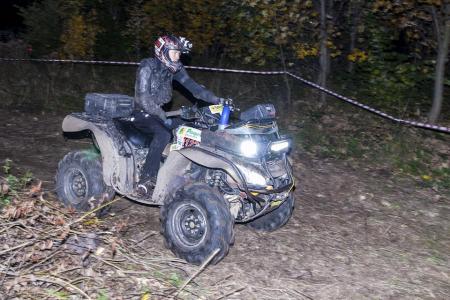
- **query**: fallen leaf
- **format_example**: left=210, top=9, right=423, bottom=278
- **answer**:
left=381, top=200, right=392, bottom=207
left=3, top=200, right=35, bottom=219
left=1, top=182, right=9, bottom=194
left=421, top=175, right=432, bottom=181
left=38, top=240, right=53, bottom=251
left=52, top=216, right=66, bottom=226
left=141, top=292, right=151, bottom=300
left=95, top=247, right=105, bottom=256
left=30, top=253, right=42, bottom=263
left=59, top=226, right=70, bottom=240
left=113, top=218, right=129, bottom=233
left=83, top=217, right=100, bottom=226
left=28, top=180, right=42, bottom=196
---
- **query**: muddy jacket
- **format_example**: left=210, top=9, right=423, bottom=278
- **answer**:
left=135, top=58, right=220, bottom=121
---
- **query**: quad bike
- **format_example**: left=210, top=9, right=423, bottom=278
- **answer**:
left=55, top=93, right=295, bottom=265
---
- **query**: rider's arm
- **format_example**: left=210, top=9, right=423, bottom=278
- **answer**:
left=173, top=67, right=220, bottom=104
left=135, top=63, right=167, bottom=121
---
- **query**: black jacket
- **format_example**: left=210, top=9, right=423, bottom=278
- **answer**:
left=134, top=58, right=220, bottom=121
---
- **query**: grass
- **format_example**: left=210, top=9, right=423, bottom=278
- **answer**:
left=0, top=159, right=33, bottom=207
left=153, top=270, right=185, bottom=289
left=292, top=103, right=450, bottom=195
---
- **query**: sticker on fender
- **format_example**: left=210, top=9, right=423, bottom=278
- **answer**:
left=170, top=126, right=202, bottom=151
left=209, top=104, right=223, bottom=115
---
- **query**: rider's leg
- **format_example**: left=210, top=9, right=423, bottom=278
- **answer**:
left=166, top=116, right=184, bottom=130
left=132, top=112, right=171, bottom=184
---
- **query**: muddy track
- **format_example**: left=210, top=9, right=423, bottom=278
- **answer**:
left=0, top=109, right=449, bottom=299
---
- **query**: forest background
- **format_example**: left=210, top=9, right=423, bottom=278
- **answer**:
left=0, top=0, right=448, bottom=122
left=0, top=0, right=449, bottom=193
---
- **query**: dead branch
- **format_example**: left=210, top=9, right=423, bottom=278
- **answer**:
left=176, top=248, right=220, bottom=296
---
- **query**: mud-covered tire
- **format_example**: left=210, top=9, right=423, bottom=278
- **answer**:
left=245, top=194, right=294, bottom=232
left=55, top=150, right=115, bottom=213
left=160, top=183, right=234, bottom=265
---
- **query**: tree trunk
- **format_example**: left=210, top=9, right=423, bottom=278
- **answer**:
left=278, top=44, right=292, bottom=108
left=318, top=0, right=330, bottom=104
left=348, top=0, right=362, bottom=73
left=429, top=4, right=450, bottom=123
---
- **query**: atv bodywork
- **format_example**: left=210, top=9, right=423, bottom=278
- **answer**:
left=57, top=95, right=295, bottom=264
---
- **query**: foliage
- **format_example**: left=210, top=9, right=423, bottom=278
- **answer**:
left=46, top=289, right=70, bottom=300
left=225, top=0, right=309, bottom=65
left=1, top=159, right=33, bottom=206
left=19, top=0, right=120, bottom=59
left=339, top=8, right=434, bottom=115
left=293, top=105, right=450, bottom=194
left=96, top=290, right=110, bottom=300
left=125, top=0, right=229, bottom=58
left=18, top=0, right=67, bottom=56
left=13, top=0, right=450, bottom=120
left=60, top=11, right=102, bottom=59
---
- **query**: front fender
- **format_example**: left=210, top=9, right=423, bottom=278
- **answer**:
left=151, top=147, right=247, bottom=205
left=178, top=147, right=247, bottom=188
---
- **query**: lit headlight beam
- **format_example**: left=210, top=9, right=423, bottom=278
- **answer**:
left=240, top=168, right=267, bottom=186
left=240, top=140, right=258, bottom=157
left=270, top=140, right=290, bottom=152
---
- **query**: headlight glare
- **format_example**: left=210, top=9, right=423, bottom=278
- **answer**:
left=270, top=140, right=290, bottom=152
left=240, top=140, right=258, bottom=157
left=241, top=168, right=266, bottom=186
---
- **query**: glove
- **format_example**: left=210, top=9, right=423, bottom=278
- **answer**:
left=164, top=118, right=172, bottom=127
left=218, top=98, right=233, bottom=106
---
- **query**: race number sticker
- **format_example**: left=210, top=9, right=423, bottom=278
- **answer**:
left=209, top=104, right=223, bottom=115
left=171, top=126, right=202, bottom=151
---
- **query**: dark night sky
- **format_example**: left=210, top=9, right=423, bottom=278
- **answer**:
left=0, top=0, right=34, bottom=31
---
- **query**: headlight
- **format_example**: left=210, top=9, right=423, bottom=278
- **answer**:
left=240, top=140, right=258, bottom=157
left=270, top=139, right=290, bottom=153
left=241, top=168, right=267, bottom=186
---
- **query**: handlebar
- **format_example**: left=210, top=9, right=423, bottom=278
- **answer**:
left=165, top=101, right=238, bottom=120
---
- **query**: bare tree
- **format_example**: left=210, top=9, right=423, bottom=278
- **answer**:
left=347, top=0, right=363, bottom=73
left=429, top=1, right=450, bottom=123
left=318, top=0, right=330, bottom=104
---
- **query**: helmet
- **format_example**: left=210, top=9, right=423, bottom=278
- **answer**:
left=154, top=35, right=192, bottom=73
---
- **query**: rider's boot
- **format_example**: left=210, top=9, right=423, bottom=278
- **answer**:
left=136, top=177, right=157, bottom=198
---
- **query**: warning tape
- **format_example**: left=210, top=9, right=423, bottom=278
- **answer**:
left=0, top=57, right=139, bottom=66
left=1, top=57, right=449, bottom=134
left=286, top=72, right=450, bottom=134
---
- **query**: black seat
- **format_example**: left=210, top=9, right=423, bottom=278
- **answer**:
left=114, top=119, right=152, bottom=148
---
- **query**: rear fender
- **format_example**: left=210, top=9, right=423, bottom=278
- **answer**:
left=62, top=114, right=134, bottom=193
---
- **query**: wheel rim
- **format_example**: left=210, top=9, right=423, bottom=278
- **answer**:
left=64, top=168, right=88, bottom=205
left=172, top=202, right=208, bottom=248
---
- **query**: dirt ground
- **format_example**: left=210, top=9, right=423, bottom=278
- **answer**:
left=0, top=108, right=449, bottom=299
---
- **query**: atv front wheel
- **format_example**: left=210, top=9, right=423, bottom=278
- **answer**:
left=55, top=150, right=115, bottom=212
left=160, top=183, right=234, bottom=265
left=245, top=194, right=294, bottom=232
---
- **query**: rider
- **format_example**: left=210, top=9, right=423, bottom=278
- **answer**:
left=133, top=34, right=223, bottom=195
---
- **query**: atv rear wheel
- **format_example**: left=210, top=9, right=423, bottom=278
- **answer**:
left=160, top=183, right=234, bottom=265
left=245, top=194, right=294, bottom=232
left=55, top=150, right=115, bottom=212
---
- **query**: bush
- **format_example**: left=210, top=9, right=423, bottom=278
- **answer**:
left=0, top=159, right=33, bottom=207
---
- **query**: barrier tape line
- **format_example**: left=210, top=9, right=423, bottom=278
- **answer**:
left=0, top=57, right=139, bottom=65
left=1, top=57, right=449, bottom=134
left=286, top=72, right=450, bottom=134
